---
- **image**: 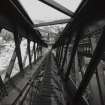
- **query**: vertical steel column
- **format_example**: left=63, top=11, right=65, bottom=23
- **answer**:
left=56, top=47, right=59, bottom=65
left=60, top=43, right=69, bottom=72
left=37, top=44, right=39, bottom=58
left=40, top=46, right=42, bottom=56
left=77, top=52, right=84, bottom=77
left=56, top=48, right=59, bottom=63
left=65, top=32, right=82, bottom=80
left=33, top=43, right=36, bottom=63
left=14, top=31, right=23, bottom=72
left=27, top=39, right=32, bottom=68
left=57, top=46, right=61, bottom=65
left=58, top=42, right=63, bottom=66
left=23, top=46, right=28, bottom=68
left=59, top=44, right=64, bottom=67
left=74, top=51, right=81, bottom=87
left=39, top=46, right=42, bottom=56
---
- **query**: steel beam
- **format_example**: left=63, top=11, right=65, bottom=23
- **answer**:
left=11, top=0, right=34, bottom=26
left=0, top=76, right=8, bottom=97
left=38, top=0, right=74, bottom=17
left=33, top=43, right=36, bottom=63
left=5, top=38, right=22, bottom=81
left=61, top=43, right=69, bottom=72
left=23, top=47, right=28, bottom=68
left=58, top=45, right=62, bottom=66
left=56, top=48, right=59, bottom=64
left=5, top=49, right=16, bottom=80
left=65, top=31, right=82, bottom=80
left=14, top=31, right=23, bottom=72
left=90, top=35, right=105, bottom=105
left=34, top=19, right=71, bottom=27
left=59, top=43, right=64, bottom=67
left=9, top=0, right=34, bottom=27
left=27, top=40, right=32, bottom=68
left=34, top=28, right=57, bottom=35
left=57, top=47, right=61, bottom=65
left=73, top=27, right=105, bottom=103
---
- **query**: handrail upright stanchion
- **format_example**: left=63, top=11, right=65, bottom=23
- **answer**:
left=14, top=31, right=24, bottom=72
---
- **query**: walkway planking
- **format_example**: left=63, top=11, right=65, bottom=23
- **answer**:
left=0, top=53, right=48, bottom=105
left=30, top=53, right=66, bottom=105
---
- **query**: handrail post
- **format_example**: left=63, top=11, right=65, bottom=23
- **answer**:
left=14, top=31, right=23, bottom=72
left=27, top=39, right=32, bottom=68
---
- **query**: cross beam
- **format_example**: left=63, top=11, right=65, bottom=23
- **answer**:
left=11, top=0, right=34, bottom=26
left=9, top=0, right=34, bottom=27
left=38, top=0, right=74, bottom=17
left=34, top=19, right=71, bottom=27
left=34, top=28, right=57, bottom=35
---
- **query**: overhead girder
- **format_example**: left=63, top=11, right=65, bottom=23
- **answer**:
left=0, top=0, right=47, bottom=47
left=11, top=0, right=34, bottom=27
left=0, top=0, right=33, bottom=28
left=0, top=0, right=31, bottom=31
left=38, top=0, right=74, bottom=17
left=34, top=28, right=57, bottom=35
left=34, top=19, right=71, bottom=27
left=53, top=0, right=105, bottom=49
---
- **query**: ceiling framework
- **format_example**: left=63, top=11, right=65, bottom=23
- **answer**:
left=34, top=28, right=57, bottom=35
left=9, top=0, right=34, bottom=27
left=0, top=0, right=47, bottom=47
left=11, top=0, right=34, bottom=26
left=34, top=18, right=71, bottom=27
left=38, top=0, right=74, bottom=17
left=1, top=0, right=105, bottom=105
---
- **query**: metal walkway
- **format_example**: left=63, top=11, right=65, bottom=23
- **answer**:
left=31, top=53, right=66, bottom=105
left=0, top=53, right=67, bottom=105
left=0, top=0, right=105, bottom=105
left=0, top=54, right=47, bottom=105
